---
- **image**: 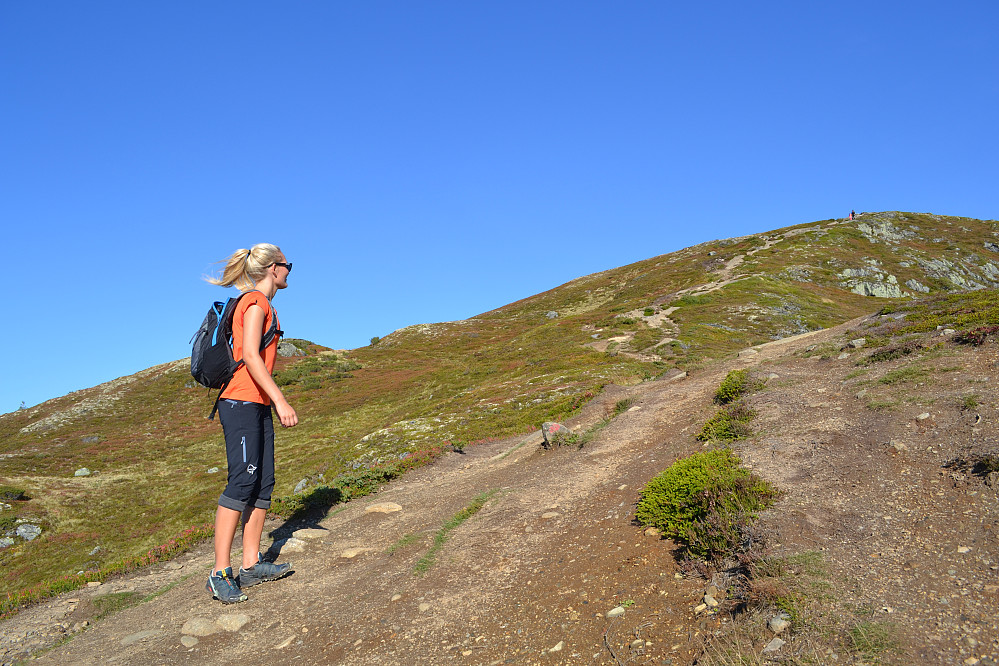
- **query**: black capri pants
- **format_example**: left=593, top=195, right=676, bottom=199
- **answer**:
left=217, top=399, right=275, bottom=512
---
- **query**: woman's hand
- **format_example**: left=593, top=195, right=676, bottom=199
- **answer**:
left=274, top=399, right=298, bottom=428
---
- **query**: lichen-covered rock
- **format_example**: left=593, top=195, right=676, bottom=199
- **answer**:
left=277, top=342, right=305, bottom=357
left=856, top=220, right=918, bottom=244
left=541, top=422, right=571, bottom=449
left=16, top=524, right=42, bottom=541
left=851, top=280, right=905, bottom=298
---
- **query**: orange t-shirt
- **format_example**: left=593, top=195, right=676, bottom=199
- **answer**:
left=219, top=291, right=281, bottom=405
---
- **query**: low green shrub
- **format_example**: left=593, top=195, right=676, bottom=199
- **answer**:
left=644, top=307, right=655, bottom=316
left=878, top=366, right=929, bottom=385
left=955, top=325, right=999, bottom=346
left=273, top=354, right=362, bottom=388
left=697, top=401, right=756, bottom=442
left=863, top=340, right=922, bottom=364
left=0, top=513, right=17, bottom=532
left=613, top=398, right=634, bottom=416
left=635, top=449, right=780, bottom=560
left=0, top=486, right=26, bottom=501
left=713, top=369, right=763, bottom=405
left=961, top=394, right=981, bottom=410
left=674, top=293, right=711, bottom=307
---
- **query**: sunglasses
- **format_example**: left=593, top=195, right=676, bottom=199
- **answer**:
left=272, top=262, right=293, bottom=273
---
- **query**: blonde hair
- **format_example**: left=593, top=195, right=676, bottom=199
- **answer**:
left=206, top=243, right=283, bottom=292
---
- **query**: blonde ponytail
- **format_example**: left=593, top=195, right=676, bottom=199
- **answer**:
left=206, top=243, right=283, bottom=291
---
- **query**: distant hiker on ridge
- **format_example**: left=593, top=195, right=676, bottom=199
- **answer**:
left=849, top=210, right=855, bottom=220
left=202, top=243, right=297, bottom=604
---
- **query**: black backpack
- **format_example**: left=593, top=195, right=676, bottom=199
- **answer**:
left=190, top=290, right=282, bottom=419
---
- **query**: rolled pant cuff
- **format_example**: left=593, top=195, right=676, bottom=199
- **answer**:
left=218, top=493, right=248, bottom=512
left=253, top=498, right=272, bottom=510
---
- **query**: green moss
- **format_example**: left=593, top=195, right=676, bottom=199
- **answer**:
left=635, top=449, right=780, bottom=560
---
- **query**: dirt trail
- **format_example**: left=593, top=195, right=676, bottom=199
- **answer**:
left=592, top=225, right=826, bottom=361
left=6, top=367, right=729, bottom=665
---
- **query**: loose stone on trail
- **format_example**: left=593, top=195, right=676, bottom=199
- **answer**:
left=181, top=617, right=218, bottom=637
left=216, top=613, right=250, bottom=632
left=365, top=502, right=402, bottom=514
left=763, top=637, right=785, bottom=653
left=121, top=629, right=160, bottom=646
left=276, top=537, right=306, bottom=553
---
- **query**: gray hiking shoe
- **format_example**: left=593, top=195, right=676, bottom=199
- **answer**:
left=238, top=553, right=293, bottom=588
left=206, top=566, right=247, bottom=604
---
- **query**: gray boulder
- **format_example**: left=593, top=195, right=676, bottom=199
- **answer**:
left=16, top=524, right=42, bottom=541
left=541, top=422, right=572, bottom=449
left=851, top=280, right=905, bottom=298
left=74, top=468, right=92, bottom=477
left=277, top=342, right=305, bottom=357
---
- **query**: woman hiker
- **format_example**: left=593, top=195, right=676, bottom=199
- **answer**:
left=205, top=243, right=298, bottom=603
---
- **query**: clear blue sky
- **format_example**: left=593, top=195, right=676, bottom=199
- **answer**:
left=3, top=2, right=997, bottom=413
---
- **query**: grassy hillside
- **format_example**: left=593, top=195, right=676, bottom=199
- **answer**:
left=2, top=210, right=998, bottom=607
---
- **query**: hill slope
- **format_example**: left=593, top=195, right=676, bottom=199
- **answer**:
left=3, top=301, right=999, bottom=664
left=2, top=211, right=999, bottom=663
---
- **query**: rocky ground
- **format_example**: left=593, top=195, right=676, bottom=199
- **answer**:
left=2, top=314, right=998, bottom=665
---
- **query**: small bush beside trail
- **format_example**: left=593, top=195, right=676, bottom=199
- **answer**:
left=954, top=325, right=999, bottom=346
left=713, top=369, right=763, bottom=405
left=635, top=449, right=780, bottom=560
left=697, top=401, right=756, bottom=442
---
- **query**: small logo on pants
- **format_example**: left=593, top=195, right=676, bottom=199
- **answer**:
left=247, top=464, right=257, bottom=475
